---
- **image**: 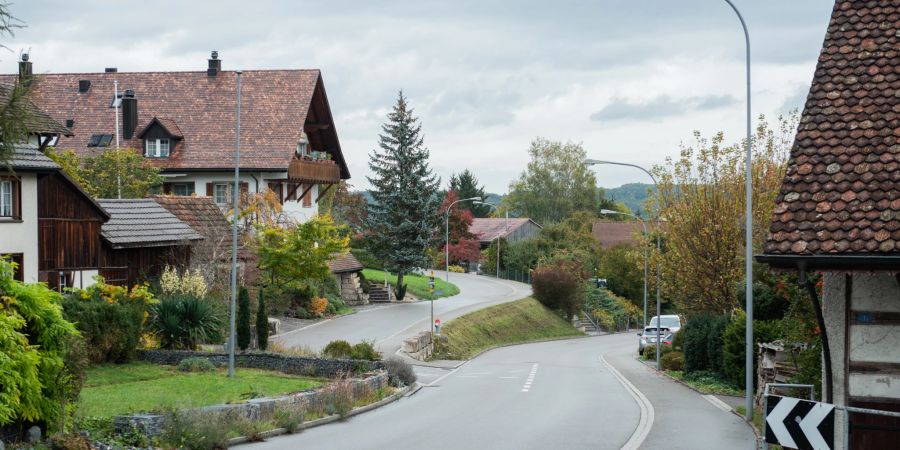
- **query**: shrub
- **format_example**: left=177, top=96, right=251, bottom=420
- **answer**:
left=384, top=357, right=417, bottom=387
left=351, top=341, right=381, bottom=361
left=160, top=266, right=208, bottom=300
left=322, top=376, right=354, bottom=419
left=642, top=344, right=672, bottom=360
left=310, top=296, right=329, bottom=317
left=591, top=308, right=615, bottom=331
left=448, top=265, right=465, bottom=273
left=177, top=357, right=216, bottom=373
left=323, top=340, right=353, bottom=359
left=273, top=402, right=305, bottom=434
left=532, top=265, right=582, bottom=320
left=49, top=432, right=91, bottom=450
left=661, top=351, right=685, bottom=371
left=237, top=287, right=251, bottom=351
left=61, top=296, right=143, bottom=363
left=149, top=296, right=223, bottom=350
left=722, top=312, right=782, bottom=388
left=706, top=315, right=730, bottom=375
left=256, top=289, right=269, bottom=351
left=160, top=411, right=230, bottom=450
left=683, top=313, right=713, bottom=373
left=671, top=328, right=685, bottom=352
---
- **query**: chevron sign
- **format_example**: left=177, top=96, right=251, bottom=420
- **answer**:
left=765, top=395, right=835, bottom=450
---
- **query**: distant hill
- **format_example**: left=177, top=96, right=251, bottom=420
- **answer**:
left=603, top=183, right=656, bottom=217
left=357, top=191, right=504, bottom=208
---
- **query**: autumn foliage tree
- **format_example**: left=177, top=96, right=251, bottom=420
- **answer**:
left=649, top=113, right=797, bottom=315
left=437, top=191, right=481, bottom=267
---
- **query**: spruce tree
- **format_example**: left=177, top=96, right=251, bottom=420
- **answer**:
left=256, top=290, right=269, bottom=351
left=449, top=169, right=489, bottom=217
left=366, top=92, right=441, bottom=298
left=237, top=286, right=251, bottom=351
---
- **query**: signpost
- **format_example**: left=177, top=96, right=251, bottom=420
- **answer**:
left=765, top=395, right=835, bottom=450
left=429, top=272, right=436, bottom=338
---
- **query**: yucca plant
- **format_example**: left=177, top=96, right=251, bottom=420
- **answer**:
left=150, top=296, right=222, bottom=350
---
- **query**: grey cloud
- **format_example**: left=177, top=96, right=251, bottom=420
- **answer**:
left=695, top=94, right=737, bottom=110
left=590, top=94, right=736, bottom=122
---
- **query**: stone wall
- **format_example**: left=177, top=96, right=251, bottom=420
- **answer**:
left=138, top=350, right=383, bottom=379
left=338, top=272, right=368, bottom=305
left=402, top=331, right=433, bottom=361
left=114, top=373, right=389, bottom=437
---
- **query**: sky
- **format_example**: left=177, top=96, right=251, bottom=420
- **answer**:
left=2, top=0, right=835, bottom=193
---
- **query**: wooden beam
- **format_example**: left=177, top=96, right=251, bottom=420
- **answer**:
left=297, top=184, right=314, bottom=203
left=316, top=183, right=334, bottom=202
left=851, top=310, right=900, bottom=326
left=285, top=183, right=302, bottom=201
left=304, top=123, right=331, bottom=131
left=849, top=361, right=900, bottom=375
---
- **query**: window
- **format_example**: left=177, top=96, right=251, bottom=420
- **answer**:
left=98, top=134, right=113, bottom=147
left=87, top=134, right=113, bottom=147
left=0, top=178, right=20, bottom=220
left=87, top=134, right=102, bottom=147
left=145, top=138, right=170, bottom=157
left=172, top=183, right=192, bottom=196
left=213, top=183, right=231, bottom=204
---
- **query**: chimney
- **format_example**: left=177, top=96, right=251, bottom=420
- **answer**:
left=18, top=53, right=32, bottom=82
left=207, top=50, right=221, bottom=77
left=78, top=80, right=91, bottom=93
left=105, top=67, right=117, bottom=73
left=121, top=90, right=138, bottom=139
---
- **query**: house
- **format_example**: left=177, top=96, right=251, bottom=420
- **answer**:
left=327, top=252, right=367, bottom=305
left=757, top=1, right=900, bottom=448
left=591, top=220, right=662, bottom=249
left=97, top=198, right=202, bottom=286
left=469, top=218, right=541, bottom=248
left=10, top=52, right=350, bottom=223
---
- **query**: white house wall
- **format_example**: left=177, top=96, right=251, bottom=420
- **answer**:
left=0, top=172, right=39, bottom=282
left=162, top=171, right=319, bottom=223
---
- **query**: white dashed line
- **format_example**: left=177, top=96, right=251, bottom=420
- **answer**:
left=521, top=363, right=539, bottom=392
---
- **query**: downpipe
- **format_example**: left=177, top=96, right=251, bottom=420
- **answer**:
left=797, top=263, right=832, bottom=403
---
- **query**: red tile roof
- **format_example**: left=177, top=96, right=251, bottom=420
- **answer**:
left=10, top=70, right=348, bottom=177
left=592, top=220, right=660, bottom=248
left=328, top=252, right=363, bottom=274
left=469, top=218, right=540, bottom=243
left=764, top=1, right=900, bottom=256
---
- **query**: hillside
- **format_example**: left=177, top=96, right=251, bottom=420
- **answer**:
left=604, top=183, right=656, bottom=217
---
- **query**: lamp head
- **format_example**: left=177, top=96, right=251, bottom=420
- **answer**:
left=600, top=209, right=619, bottom=215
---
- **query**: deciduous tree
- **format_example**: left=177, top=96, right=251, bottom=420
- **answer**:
left=47, top=148, right=163, bottom=198
left=255, top=215, right=349, bottom=288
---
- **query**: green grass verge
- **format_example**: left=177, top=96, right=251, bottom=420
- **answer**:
left=362, top=268, right=460, bottom=299
left=78, top=362, right=322, bottom=418
left=432, top=297, right=583, bottom=360
left=665, top=370, right=745, bottom=397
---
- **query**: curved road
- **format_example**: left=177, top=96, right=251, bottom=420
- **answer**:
left=261, top=274, right=756, bottom=449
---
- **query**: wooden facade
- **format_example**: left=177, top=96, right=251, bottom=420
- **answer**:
left=288, top=159, right=341, bottom=184
left=101, top=243, right=191, bottom=287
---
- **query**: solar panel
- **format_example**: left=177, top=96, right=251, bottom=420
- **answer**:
left=98, top=134, right=113, bottom=147
left=87, top=134, right=102, bottom=147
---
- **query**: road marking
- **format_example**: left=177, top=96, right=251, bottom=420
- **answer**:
left=521, top=363, right=538, bottom=393
left=599, top=354, right=654, bottom=450
left=498, top=376, right=519, bottom=379
left=703, top=394, right=733, bottom=413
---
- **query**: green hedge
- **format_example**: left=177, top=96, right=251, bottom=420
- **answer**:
left=62, top=298, right=144, bottom=363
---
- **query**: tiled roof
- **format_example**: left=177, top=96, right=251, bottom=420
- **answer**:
left=150, top=194, right=229, bottom=241
left=0, top=82, right=72, bottom=136
left=98, top=198, right=203, bottom=249
left=6, top=144, right=62, bottom=171
left=764, top=1, right=900, bottom=256
left=591, top=220, right=662, bottom=248
left=327, top=252, right=363, bottom=274
left=9, top=69, right=348, bottom=177
left=138, top=117, right=183, bottom=139
left=469, top=218, right=540, bottom=243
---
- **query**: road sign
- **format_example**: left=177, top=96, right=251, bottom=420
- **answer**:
left=765, top=395, right=834, bottom=450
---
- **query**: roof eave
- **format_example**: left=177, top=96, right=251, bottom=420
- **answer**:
left=755, top=253, right=900, bottom=271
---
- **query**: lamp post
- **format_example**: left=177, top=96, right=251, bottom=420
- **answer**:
left=586, top=160, right=662, bottom=371
left=473, top=201, right=501, bottom=277
left=228, top=70, right=242, bottom=378
left=723, top=0, right=754, bottom=421
left=445, top=196, right=481, bottom=285
left=599, top=209, right=648, bottom=329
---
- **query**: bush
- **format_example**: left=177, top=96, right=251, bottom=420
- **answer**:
left=384, top=357, right=417, bottom=387
left=671, top=328, right=685, bottom=352
left=237, top=287, right=251, bottom=351
left=273, top=402, right=305, bottom=433
left=722, top=312, right=782, bottom=388
left=61, top=296, right=144, bottom=363
left=310, top=296, right=329, bottom=317
left=532, top=265, right=582, bottom=320
left=322, top=376, right=354, bottom=419
left=642, top=343, right=672, bottom=360
left=149, top=296, right=223, bottom=350
left=351, top=341, right=381, bottom=361
left=706, top=315, right=730, bottom=374
left=661, top=351, right=685, bottom=371
left=256, top=290, right=269, bottom=351
left=323, top=340, right=353, bottom=359
left=49, top=432, right=91, bottom=450
left=177, top=357, right=216, bottom=373
left=448, top=265, right=465, bottom=273
left=682, top=313, right=729, bottom=374
left=160, top=411, right=230, bottom=450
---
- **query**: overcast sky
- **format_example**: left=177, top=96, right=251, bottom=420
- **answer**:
left=3, top=0, right=834, bottom=193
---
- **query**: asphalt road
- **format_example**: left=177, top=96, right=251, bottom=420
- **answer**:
left=252, top=332, right=756, bottom=450
left=273, top=271, right=532, bottom=356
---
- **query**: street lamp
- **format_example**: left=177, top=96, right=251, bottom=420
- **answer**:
left=445, top=197, right=481, bottom=285
left=473, top=201, right=503, bottom=278
left=599, top=209, right=648, bottom=330
left=723, top=0, right=755, bottom=421
left=586, top=160, right=662, bottom=371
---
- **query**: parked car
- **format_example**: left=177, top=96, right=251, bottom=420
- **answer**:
left=648, top=315, right=682, bottom=333
left=638, top=326, right=674, bottom=355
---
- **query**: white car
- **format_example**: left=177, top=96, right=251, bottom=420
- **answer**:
left=638, top=315, right=682, bottom=355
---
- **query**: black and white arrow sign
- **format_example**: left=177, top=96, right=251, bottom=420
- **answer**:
left=765, top=395, right=835, bottom=450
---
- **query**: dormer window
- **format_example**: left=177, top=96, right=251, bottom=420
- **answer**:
left=146, top=138, right=170, bottom=157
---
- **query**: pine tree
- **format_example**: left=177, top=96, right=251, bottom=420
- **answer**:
left=449, top=169, right=490, bottom=217
left=256, top=289, right=269, bottom=351
left=366, top=92, right=441, bottom=299
left=237, top=286, right=251, bottom=351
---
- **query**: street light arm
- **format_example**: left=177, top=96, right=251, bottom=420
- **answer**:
left=585, top=159, right=659, bottom=187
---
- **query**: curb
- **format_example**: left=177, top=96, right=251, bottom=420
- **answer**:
left=400, top=333, right=592, bottom=369
left=227, top=384, right=413, bottom=447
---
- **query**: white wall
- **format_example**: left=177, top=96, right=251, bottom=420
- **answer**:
left=162, top=171, right=319, bottom=223
left=0, top=172, right=39, bottom=282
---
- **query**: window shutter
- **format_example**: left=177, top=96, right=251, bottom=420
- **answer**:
left=302, top=184, right=312, bottom=207
left=12, top=178, right=21, bottom=219
left=206, top=183, right=213, bottom=197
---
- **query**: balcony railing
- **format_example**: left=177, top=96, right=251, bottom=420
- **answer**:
left=288, top=158, right=341, bottom=184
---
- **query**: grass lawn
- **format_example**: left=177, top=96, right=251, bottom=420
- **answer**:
left=78, top=362, right=322, bottom=418
left=432, top=297, right=583, bottom=360
left=362, top=268, right=460, bottom=299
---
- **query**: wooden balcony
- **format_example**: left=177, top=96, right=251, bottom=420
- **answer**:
left=288, top=158, right=341, bottom=184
